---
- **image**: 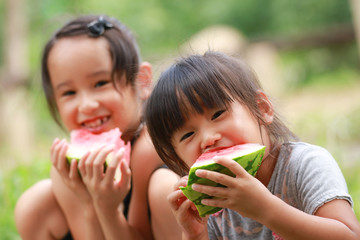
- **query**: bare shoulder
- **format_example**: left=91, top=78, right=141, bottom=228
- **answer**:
left=148, top=167, right=180, bottom=210
left=131, top=127, right=179, bottom=192
left=130, top=127, right=163, bottom=172
left=130, top=126, right=180, bottom=211
left=135, top=126, right=180, bottom=192
left=132, top=127, right=160, bottom=162
left=149, top=168, right=179, bottom=198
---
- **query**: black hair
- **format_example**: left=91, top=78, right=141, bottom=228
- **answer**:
left=41, top=15, right=141, bottom=127
left=145, top=51, right=297, bottom=176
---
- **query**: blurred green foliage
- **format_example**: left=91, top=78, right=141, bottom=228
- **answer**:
left=281, top=44, right=359, bottom=90
left=0, top=0, right=354, bottom=72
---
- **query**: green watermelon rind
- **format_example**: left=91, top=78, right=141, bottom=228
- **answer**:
left=65, top=148, right=113, bottom=169
left=180, top=145, right=265, bottom=217
left=66, top=147, right=118, bottom=179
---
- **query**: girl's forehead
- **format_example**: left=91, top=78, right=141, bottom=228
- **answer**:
left=48, top=37, right=113, bottom=85
left=53, top=36, right=109, bottom=53
left=50, top=37, right=110, bottom=65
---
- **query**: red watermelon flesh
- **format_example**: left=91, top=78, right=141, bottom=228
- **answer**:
left=66, top=128, right=131, bottom=167
left=192, top=143, right=263, bottom=170
left=180, top=143, right=265, bottom=217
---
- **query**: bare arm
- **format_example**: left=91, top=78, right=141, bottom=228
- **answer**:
left=93, top=200, right=143, bottom=240
left=148, top=168, right=182, bottom=240
left=259, top=196, right=360, bottom=240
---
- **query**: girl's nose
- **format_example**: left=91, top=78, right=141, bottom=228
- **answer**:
left=78, top=94, right=99, bottom=114
left=200, top=131, right=221, bottom=152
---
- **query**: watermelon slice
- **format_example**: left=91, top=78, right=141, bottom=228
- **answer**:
left=180, top=143, right=265, bottom=217
left=66, top=128, right=131, bottom=179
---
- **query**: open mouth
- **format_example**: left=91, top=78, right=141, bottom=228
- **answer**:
left=81, top=116, right=110, bottom=130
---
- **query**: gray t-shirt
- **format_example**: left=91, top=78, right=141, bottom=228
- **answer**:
left=207, top=142, right=353, bottom=240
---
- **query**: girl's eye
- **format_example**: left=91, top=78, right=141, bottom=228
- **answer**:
left=180, top=132, right=194, bottom=142
left=211, top=109, right=225, bottom=120
left=62, top=90, right=75, bottom=96
left=95, top=80, right=110, bottom=88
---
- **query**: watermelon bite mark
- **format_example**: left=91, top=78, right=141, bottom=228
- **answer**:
left=180, top=143, right=265, bottom=217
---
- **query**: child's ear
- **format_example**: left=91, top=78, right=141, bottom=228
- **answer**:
left=137, top=62, right=152, bottom=100
left=256, top=90, right=274, bottom=125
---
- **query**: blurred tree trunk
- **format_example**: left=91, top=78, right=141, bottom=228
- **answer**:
left=3, top=0, right=29, bottom=88
left=350, top=0, right=360, bottom=59
left=269, top=24, right=354, bottom=50
left=1, top=0, right=33, bottom=164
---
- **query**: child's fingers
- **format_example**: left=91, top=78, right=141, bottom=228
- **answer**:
left=53, top=139, right=68, bottom=172
left=58, top=140, right=69, bottom=171
left=192, top=182, right=229, bottom=198
left=168, top=189, right=187, bottom=211
left=178, top=198, right=198, bottom=221
left=78, top=151, right=90, bottom=177
left=173, top=176, right=189, bottom=190
left=103, top=148, right=124, bottom=184
left=92, top=145, right=114, bottom=182
left=51, top=138, right=63, bottom=166
left=213, top=156, right=249, bottom=177
left=51, top=138, right=60, bottom=148
left=50, top=139, right=60, bottom=165
left=195, top=168, right=235, bottom=188
left=69, top=159, right=81, bottom=181
left=201, top=197, right=227, bottom=209
left=117, top=159, right=131, bottom=191
left=84, top=145, right=105, bottom=178
left=50, top=138, right=60, bottom=163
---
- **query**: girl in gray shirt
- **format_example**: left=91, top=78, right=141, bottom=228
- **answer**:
left=145, top=51, right=360, bottom=239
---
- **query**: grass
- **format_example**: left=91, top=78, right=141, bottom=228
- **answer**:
left=0, top=159, right=51, bottom=240
left=344, top=163, right=360, bottom=221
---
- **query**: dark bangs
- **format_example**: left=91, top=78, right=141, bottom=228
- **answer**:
left=167, top=57, right=236, bottom=133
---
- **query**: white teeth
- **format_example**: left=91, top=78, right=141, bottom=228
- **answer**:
left=83, top=116, right=108, bottom=128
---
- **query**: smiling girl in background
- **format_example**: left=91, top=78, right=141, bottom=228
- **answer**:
left=15, top=15, right=180, bottom=240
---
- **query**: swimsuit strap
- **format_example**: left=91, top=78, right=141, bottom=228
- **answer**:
left=62, top=231, right=73, bottom=240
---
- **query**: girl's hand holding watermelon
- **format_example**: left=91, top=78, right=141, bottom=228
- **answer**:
left=168, top=176, right=209, bottom=240
left=51, top=138, right=92, bottom=204
left=78, top=145, right=131, bottom=212
left=192, top=156, right=273, bottom=221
